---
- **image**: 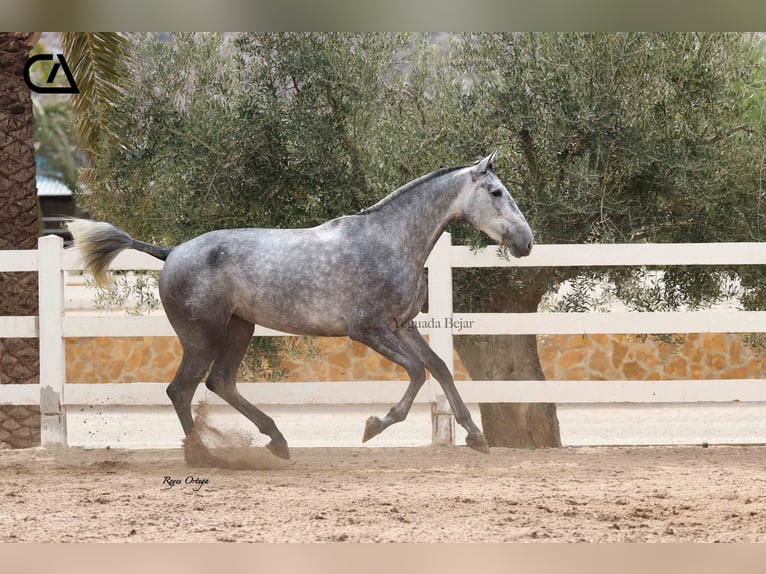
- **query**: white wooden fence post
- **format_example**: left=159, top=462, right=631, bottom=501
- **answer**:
left=426, top=232, right=455, bottom=445
left=37, top=235, right=67, bottom=447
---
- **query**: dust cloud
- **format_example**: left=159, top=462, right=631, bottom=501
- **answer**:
left=184, top=401, right=291, bottom=471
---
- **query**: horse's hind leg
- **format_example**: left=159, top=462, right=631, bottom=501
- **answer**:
left=397, top=327, right=489, bottom=454
left=205, top=315, right=290, bottom=460
left=166, top=349, right=220, bottom=465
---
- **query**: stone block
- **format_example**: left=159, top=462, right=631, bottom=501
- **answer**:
left=705, top=353, right=728, bottom=373
left=610, top=339, right=629, bottom=369
left=589, top=349, right=612, bottom=377
left=728, top=338, right=744, bottom=365
left=329, top=352, right=350, bottom=368
left=363, top=352, right=382, bottom=373
left=700, top=333, right=728, bottom=354
left=720, top=366, right=749, bottom=379
left=663, top=355, right=688, bottom=378
left=623, top=361, right=647, bottom=380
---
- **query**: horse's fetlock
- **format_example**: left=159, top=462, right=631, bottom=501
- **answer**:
left=258, top=417, right=280, bottom=438
left=454, top=414, right=471, bottom=427
left=386, top=407, right=407, bottom=423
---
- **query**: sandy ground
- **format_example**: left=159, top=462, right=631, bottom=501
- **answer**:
left=2, top=442, right=766, bottom=542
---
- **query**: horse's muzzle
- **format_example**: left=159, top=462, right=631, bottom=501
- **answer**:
left=504, top=228, right=533, bottom=258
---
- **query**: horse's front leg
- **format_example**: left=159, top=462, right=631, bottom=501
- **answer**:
left=350, top=324, right=428, bottom=443
left=396, top=327, right=489, bottom=454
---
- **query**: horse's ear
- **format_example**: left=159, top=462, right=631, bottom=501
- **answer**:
left=473, top=149, right=498, bottom=175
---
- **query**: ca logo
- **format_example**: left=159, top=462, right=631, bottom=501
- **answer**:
left=23, top=53, right=80, bottom=94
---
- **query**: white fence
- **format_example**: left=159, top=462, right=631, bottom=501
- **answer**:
left=2, top=233, right=766, bottom=448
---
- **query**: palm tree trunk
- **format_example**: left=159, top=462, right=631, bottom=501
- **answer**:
left=0, top=33, right=41, bottom=448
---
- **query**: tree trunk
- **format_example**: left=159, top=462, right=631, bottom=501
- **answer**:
left=0, top=33, right=41, bottom=448
left=453, top=287, right=561, bottom=448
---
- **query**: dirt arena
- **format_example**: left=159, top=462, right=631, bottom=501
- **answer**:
left=2, top=441, right=766, bottom=542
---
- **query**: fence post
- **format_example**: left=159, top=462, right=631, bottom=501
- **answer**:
left=37, top=235, right=67, bottom=447
left=426, top=232, right=455, bottom=445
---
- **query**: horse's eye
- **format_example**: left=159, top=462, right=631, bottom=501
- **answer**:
left=491, top=190, right=502, bottom=197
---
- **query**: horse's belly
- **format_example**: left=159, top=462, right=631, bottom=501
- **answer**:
left=233, top=295, right=350, bottom=337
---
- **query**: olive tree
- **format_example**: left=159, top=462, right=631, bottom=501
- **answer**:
left=445, top=33, right=766, bottom=446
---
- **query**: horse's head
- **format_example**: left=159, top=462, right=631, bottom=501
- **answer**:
left=458, top=150, right=534, bottom=258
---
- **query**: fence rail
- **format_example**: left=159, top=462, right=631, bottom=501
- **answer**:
left=2, top=233, right=766, bottom=448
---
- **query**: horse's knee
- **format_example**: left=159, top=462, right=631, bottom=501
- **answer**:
left=407, top=367, right=427, bottom=388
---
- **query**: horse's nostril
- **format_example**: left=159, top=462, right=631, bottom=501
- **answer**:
left=527, top=240, right=533, bottom=252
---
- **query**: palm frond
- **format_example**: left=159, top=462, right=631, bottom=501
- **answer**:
left=60, top=32, right=133, bottom=159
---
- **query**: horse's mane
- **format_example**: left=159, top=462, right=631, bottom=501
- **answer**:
left=358, top=165, right=465, bottom=215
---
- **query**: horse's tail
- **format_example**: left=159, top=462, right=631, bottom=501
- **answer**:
left=66, top=218, right=172, bottom=288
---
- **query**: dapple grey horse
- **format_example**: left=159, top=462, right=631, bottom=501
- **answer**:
left=67, top=151, right=533, bottom=463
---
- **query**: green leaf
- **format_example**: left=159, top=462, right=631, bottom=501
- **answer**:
left=61, top=32, right=133, bottom=161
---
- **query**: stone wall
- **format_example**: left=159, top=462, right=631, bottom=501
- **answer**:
left=67, top=337, right=181, bottom=384
left=65, top=336, right=471, bottom=383
left=539, top=333, right=766, bottom=380
left=65, top=333, right=766, bottom=384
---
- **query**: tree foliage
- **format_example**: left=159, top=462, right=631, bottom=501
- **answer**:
left=33, top=98, right=80, bottom=191
left=85, top=33, right=416, bottom=241
left=79, top=33, right=766, bottom=381
left=450, top=33, right=766, bottom=314
left=83, top=33, right=417, bottom=378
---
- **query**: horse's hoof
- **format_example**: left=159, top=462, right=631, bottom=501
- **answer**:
left=266, top=440, right=291, bottom=460
left=466, top=433, right=490, bottom=454
left=363, top=416, right=384, bottom=442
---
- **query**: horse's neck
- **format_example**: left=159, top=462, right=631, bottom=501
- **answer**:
left=366, top=173, right=465, bottom=267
